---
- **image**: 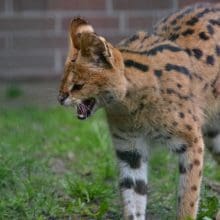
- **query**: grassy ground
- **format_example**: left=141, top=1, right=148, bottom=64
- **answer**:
left=0, top=88, right=219, bottom=219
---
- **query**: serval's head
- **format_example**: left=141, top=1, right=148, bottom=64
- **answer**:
left=58, top=18, right=126, bottom=120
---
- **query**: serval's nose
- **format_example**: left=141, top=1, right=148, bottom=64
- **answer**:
left=58, top=92, right=69, bottom=105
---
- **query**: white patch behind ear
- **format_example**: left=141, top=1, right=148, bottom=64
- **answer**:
left=65, top=24, right=94, bottom=64
left=77, top=24, right=94, bottom=34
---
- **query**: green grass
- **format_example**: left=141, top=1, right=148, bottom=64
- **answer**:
left=5, top=85, right=23, bottom=99
left=0, top=106, right=219, bottom=220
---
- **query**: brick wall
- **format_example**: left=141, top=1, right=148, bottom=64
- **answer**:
left=0, top=0, right=218, bottom=81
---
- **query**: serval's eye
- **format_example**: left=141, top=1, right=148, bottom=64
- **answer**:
left=71, top=83, right=84, bottom=91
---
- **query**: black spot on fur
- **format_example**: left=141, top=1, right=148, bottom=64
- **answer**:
left=192, top=115, right=197, bottom=122
left=164, top=87, right=191, bottom=100
left=203, top=83, right=208, bottom=91
left=116, top=150, right=141, bottom=169
left=123, top=34, right=139, bottom=46
left=129, top=34, right=139, bottom=42
left=119, top=177, right=134, bottom=189
left=182, top=28, right=194, bottom=36
left=173, top=144, right=187, bottom=154
left=207, top=24, right=214, bottom=35
left=124, top=59, right=149, bottom=72
left=166, top=88, right=174, bottom=94
left=209, top=19, right=220, bottom=26
left=177, top=6, right=194, bottom=20
left=169, top=33, right=179, bottom=41
left=177, top=83, right=182, bottom=88
left=141, top=35, right=150, bottom=43
left=185, top=124, right=192, bottom=131
left=160, top=15, right=169, bottom=24
left=185, top=48, right=192, bottom=56
left=206, top=55, right=215, bottom=65
left=165, top=63, right=192, bottom=79
left=196, top=8, right=211, bottom=19
left=198, top=147, right=203, bottom=154
left=179, top=163, right=187, bottom=174
left=136, top=212, right=141, bottom=217
left=138, top=103, right=145, bottom=111
left=179, top=112, right=185, bottom=118
left=192, top=48, right=203, bottom=59
left=194, top=159, right=200, bottom=166
left=186, top=124, right=192, bottom=131
left=154, top=70, right=162, bottom=78
left=172, top=121, right=178, bottom=126
left=194, top=137, right=198, bottom=143
left=186, top=17, right=199, bottom=26
left=171, top=19, right=177, bottom=25
left=134, top=180, right=147, bottom=195
left=199, top=32, right=209, bottom=40
left=215, top=45, right=220, bottom=56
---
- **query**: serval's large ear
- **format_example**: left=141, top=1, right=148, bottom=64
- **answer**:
left=70, top=17, right=94, bottom=50
left=80, top=32, right=113, bottom=68
left=66, top=17, right=94, bottom=63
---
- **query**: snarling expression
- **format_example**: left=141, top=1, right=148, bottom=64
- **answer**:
left=58, top=18, right=126, bottom=120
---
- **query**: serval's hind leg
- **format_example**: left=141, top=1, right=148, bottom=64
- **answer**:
left=177, top=129, right=204, bottom=220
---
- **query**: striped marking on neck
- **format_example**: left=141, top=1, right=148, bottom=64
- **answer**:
left=124, top=59, right=149, bottom=72
left=120, top=44, right=183, bottom=57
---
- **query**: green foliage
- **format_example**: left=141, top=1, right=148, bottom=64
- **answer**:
left=0, top=107, right=219, bottom=219
left=5, top=85, right=23, bottom=99
left=198, top=195, right=219, bottom=220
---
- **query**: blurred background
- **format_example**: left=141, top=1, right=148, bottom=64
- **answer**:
left=0, top=0, right=219, bottom=106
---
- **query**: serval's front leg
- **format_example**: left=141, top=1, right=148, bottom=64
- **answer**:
left=112, top=132, right=148, bottom=220
left=178, top=129, right=204, bottom=220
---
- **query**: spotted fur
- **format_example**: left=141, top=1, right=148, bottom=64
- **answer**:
left=155, top=3, right=220, bottom=99
left=58, top=5, right=220, bottom=220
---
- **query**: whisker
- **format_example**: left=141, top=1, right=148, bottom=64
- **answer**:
left=100, top=95, right=108, bottom=106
